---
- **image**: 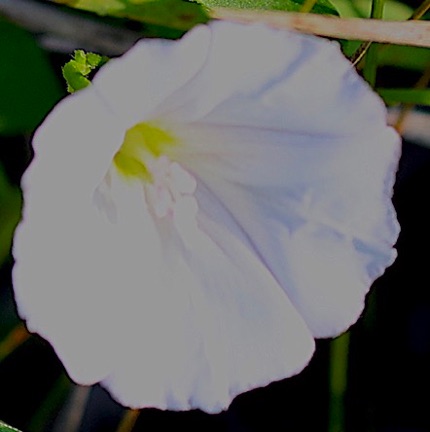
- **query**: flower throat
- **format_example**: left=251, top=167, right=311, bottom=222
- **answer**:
left=114, top=122, right=177, bottom=183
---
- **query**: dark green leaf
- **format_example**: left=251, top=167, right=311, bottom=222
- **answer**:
left=330, top=0, right=412, bottom=18
left=52, top=0, right=210, bottom=31
left=0, top=19, right=62, bottom=135
left=378, top=89, right=430, bottom=106
left=378, top=46, right=430, bottom=71
left=0, top=164, right=22, bottom=267
left=198, top=0, right=339, bottom=15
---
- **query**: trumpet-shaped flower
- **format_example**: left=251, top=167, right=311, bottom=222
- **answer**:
left=12, top=21, right=400, bottom=413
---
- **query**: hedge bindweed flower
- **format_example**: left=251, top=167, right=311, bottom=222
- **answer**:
left=13, top=21, right=400, bottom=413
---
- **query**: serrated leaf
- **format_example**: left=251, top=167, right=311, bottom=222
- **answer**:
left=378, top=89, right=430, bottom=106
left=0, top=19, right=62, bottom=135
left=0, top=420, right=22, bottom=432
left=199, top=0, right=339, bottom=15
left=52, top=0, right=210, bottom=31
left=62, top=50, right=108, bottom=93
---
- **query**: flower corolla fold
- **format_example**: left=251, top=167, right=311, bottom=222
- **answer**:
left=12, top=21, right=400, bottom=413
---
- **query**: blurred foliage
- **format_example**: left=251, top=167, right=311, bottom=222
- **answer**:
left=52, top=0, right=211, bottom=31
left=379, top=88, right=430, bottom=105
left=0, top=421, right=22, bottom=432
left=53, top=0, right=339, bottom=30
left=333, top=0, right=430, bottom=76
left=0, top=165, right=22, bottom=267
left=199, top=0, right=339, bottom=15
left=331, top=0, right=412, bottom=17
left=0, top=19, right=62, bottom=136
left=62, top=50, right=109, bottom=93
left=28, top=374, right=72, bottom=432
left=378, top=45, right=430, bottom=71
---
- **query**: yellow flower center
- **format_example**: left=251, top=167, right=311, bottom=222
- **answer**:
left=109, top=121, right=196, bottom=220
left=113, top=122, right=178, bottom=183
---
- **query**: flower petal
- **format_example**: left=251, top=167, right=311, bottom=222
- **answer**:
left=170, top=121, right=399, bottom=338
left=15, top=152, right=314, bottom=412
left=155, top=22, right=400, bottom=339
left=99, top=172, right=314, bottom=412
left=23, top=87, right=124, bottom=199
left=12, top=20, right=400, bottom=414
left=90, top=24, right=211, bottom=129
left=154, top=21, right=389, bottom=137
left=13, top=194, right=124, bottom=384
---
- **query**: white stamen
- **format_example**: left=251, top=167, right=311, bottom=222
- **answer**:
left=146, top=156, right=197, bottom=219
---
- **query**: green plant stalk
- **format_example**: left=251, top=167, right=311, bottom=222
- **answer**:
left=300, top=0, right=318, bottom=13
left=28, top=374, right=72, bottom=432
left=350, top=0, right=430, bottom=64
left=363, top=44, right=378, bottom=86
left=363, top=0, right=385, bottom=86
left=410, top=0, right=430, bottom=20
left=0, top=324, right=29, bottom=363
left=328, top=332, right=350, bottom=432
left=116, top=410, right=140, bottom=432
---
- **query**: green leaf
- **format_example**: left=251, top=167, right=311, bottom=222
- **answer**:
left=378, top=89, right=430, bottom=106
left=378, top=46, right=430, bottom=71
left=62, top=50, right=109, bottom=93
left=353, top=0, right=412, bottom=18
left=0, top=164, right=22, bottom=267
left=330, top=0, right=412, bottom=18
left=0, top=19, right=62, bottom=135
left=54, top=0, right=129, bottom=14
left=0, top=421, right=22, bottom=432
left=199, top=0, right=339, bottom=15
left=52, top=0, right=210, bottom=31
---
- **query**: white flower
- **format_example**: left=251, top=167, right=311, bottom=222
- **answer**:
left=12, top=21, right=400, bottom=413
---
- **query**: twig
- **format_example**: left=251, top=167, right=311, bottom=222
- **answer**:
left=0, top=0, right=140, bottom=54
left=394, top=65, right=430, bottom=134
left=410, top=0, right=430, bottom=20
left=351, top=41, right=372, bottom=66
left=116, top=410, right=140, bottom=432
left=52, top=385, right=91, bottom=432
left=0, top=323, right=30, bottom=362
left=2, top=0, right=430, bottom=52
left=211, top=8, right=430, bottom=47
left=351, top=0, right=430, bottom=66
left=388, top=108, right=430, bottom=146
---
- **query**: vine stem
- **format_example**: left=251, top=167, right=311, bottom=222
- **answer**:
left=363, top=0, right=385, bottom=86
left=0, top=324, right=30, bottom=362
left=328, top=332, right=350, bottom=432
left=394, top=65, right=430, bottom=134
left=410, top=0, right=430, bottom=20
left=116, top=410, right=141, bottom=432
left=53, top=386, right=90, bottom=432
left=299, top=0, right=319, bottom=14
left=2, top=0, right=430, bottom=53
left=211, top=8, right=430, bottom=47
left=0, top=0, right=139, bottom=54
left=351, top=0, right=429, bottom=65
